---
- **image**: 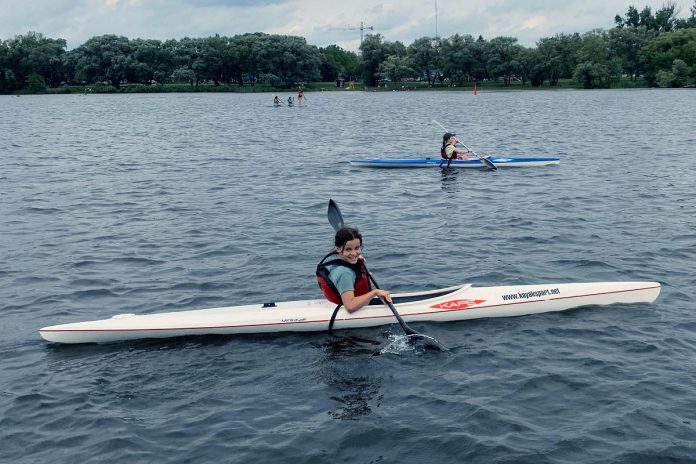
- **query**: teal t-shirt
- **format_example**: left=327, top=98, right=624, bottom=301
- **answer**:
left=326, top=264, right=357, bottom=297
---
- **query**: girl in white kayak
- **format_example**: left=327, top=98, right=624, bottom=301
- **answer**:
left=441, top=132, right=472, bottom=160
left=316, top=226, right=392, bottom=312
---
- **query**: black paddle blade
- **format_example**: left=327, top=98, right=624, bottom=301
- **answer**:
left=407, top=334, right=449, bottom=352
left=327, top=199, right=344, bottom=232
left=481, top=157, right=497, bottom=171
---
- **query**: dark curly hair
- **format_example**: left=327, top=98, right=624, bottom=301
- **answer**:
left=334, top=226, right=362, bottom=248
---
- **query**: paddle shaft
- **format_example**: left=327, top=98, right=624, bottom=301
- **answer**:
left=328, top=199, right=418, bottom=335
left=364, top=266, right=417, bottom=336
left=327, top=199, right=447, bottom=350
left=454, top=138, right=496, bottom=170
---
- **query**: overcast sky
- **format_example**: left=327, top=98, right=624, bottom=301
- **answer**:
left=0, top=0, right=689, bottom=51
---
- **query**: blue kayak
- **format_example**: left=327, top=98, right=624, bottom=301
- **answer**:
left=350, top=157, right=560, bottom=168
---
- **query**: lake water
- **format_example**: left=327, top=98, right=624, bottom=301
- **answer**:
left=1, top=89, right=695, bottom=463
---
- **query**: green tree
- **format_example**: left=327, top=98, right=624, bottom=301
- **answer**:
left=163, top=37, right=203, bottom=84
left=249, top=34, right=321, bottom=87
left=131, top=38, right=172, bottom=84
left=644, top=28, right=696, bottom=85
left=676, top=0, right=696, bottom=28
left=486, top=36, right=523, bottom=85
left=68, top=34, right=133, bottom=88
left=26, top=72, right=47, bottom=92
left=197, top=35, right=229, bottom=85
left=319, top=44, right=360, bottom=81
left=0, top=40, right=13, bottom=92
left=672, top=58, right=690, bottom=86
left=360, top=34, right=388, bottom=86
left=654, top=59, right=689, bottom=88
left=359, top=36, right=407, bottom=86
left=639, top=6, right=658, bottom=30
left=2, top=32, right=66, bottom=91
left=615, top=5, right=641, bottom=28
left=407, top=37, right=438, bottom=85
left=574, top=29, right=622, bottom=88
left=384, top=40, right=407, bottom=58
left=378, top=55, right=415, bottom=85
left=654, top=1, right=679, bottom=31
left=319, top=53, right=339, bottom=82
left=515, top=47, right=543, bottom=86
left=470, top=36, right=489, bottom=81
left=438, top=34, right=482, bottom=85
left=170, top=66, right=196, bottom=84
left=573, top=62, right=610, bottom=88
left=536, top=33, right=581, bottom=85
left=608, top=26, right=656, bottom=80
left=616, top=2, right=680, bottom=31
left=228, top=34, right=257, bottom=85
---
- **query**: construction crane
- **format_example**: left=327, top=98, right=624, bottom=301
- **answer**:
left=345, top=21, right=374, bottom=45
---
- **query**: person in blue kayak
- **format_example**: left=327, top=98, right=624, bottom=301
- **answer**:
left=287, top=96, right=294, bottom=106
left=441, top=132, right=472, bottom=160
left=316, top=226, right=392, bottom=312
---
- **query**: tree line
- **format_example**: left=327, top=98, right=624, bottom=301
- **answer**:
left=365, top=1, right=696, bottom=89
left=1, top=1, right=695, bottom=93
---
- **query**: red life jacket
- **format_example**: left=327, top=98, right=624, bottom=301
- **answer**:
left=441, top=143, right=456, bottom=159
left=316, top=251, right=372, bottom=305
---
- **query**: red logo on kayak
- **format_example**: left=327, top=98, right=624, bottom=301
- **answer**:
left=429, top=299, right=486, bottom=310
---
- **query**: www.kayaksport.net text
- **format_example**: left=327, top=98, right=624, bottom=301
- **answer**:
left=501, top=288, right=561, bottom=301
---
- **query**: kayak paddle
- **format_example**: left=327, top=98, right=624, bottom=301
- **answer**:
left=327, top=199, right=448, bottom=351
left=432, top=119, right=497, bottom=171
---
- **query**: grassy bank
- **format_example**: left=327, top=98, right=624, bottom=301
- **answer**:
left=21, top=78, right=653, bottom=95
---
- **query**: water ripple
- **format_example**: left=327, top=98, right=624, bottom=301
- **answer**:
left=1, top=90, right=696, bottom=463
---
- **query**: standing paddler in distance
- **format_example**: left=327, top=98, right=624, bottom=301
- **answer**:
left=316, top=226, right=392, bottom=312
left=441, top=132, right=473, bottom=161
left=298, top=88, right=304, bottom=106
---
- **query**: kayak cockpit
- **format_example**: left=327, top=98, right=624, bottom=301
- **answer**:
left=367, top=284, right=469, bottom=305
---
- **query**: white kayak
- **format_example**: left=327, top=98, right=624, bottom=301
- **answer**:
left=39, top=281, right=660, bottom=344
left=350, top=157, right=560, bottom=168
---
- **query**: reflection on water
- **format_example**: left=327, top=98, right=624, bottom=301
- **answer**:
left=439, top=167, right=460, bottom=193
left=318, top=335, right=383, bottom=358
left=316, top=335, right=384, bottom=420
left=327, top=374, right=382, bottom=421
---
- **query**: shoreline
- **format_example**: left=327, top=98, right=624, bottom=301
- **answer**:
left=7, top=80, right=678, bottom=96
